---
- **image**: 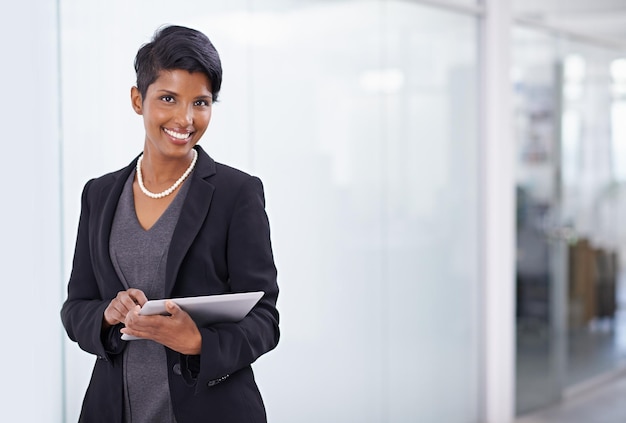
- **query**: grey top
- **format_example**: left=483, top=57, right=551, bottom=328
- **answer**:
left=109, top=169, right=192, bottom=423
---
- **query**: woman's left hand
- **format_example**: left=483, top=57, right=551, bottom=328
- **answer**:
left=120, top=301, right=202, bottom=355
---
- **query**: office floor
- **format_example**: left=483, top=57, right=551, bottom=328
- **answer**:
left=516, top=302, right=626, bottom=412
left=515, top=373, right=626, bottom=423
left=516, top=275, right=626, bottom=420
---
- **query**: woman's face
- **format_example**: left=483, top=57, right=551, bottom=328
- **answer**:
left=131, top=69, right=213, bottom=161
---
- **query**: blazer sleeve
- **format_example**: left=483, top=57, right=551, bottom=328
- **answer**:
left=181, top=176, right=280, bottom=391
left=60, top=180, right=125, bottom=361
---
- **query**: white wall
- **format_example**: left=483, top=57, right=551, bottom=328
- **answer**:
left=0, top=0, right=63, bottom=421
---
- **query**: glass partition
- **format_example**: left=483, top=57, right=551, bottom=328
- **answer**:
left=512, top=28, right=564, bottom=413
left=513, top=25, right=626, bottom=415
left=60, top=1, right=481, bottom=421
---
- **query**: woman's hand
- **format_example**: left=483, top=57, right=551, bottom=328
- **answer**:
left=103, top=288, right=148, bottom=329
left=120, top=301, right=202, bottom=355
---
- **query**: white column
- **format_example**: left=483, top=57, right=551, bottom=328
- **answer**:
left=0, top=0, right=63, bottom=422
left=480, top=0, right=516, bottom=422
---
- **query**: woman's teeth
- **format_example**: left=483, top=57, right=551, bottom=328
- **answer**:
left=164, top=128, right=191, bottom=140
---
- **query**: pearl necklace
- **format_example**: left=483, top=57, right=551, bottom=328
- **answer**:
left=136, top=149, right=198, bottom=199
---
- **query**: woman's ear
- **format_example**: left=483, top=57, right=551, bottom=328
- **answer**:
left=131, top=86, right=143, bottom=115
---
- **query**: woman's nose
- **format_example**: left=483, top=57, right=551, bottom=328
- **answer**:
left=174, top=104, right=193, bottom=126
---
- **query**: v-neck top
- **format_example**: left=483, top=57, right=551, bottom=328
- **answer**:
left=109, top=168, right=192, bottom=423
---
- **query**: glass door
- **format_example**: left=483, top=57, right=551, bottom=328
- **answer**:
left=514, top=28, right=626, bottom=415
left=559, top=43, right=625, bottom=390
left=513, top=27, right=568, bottom=414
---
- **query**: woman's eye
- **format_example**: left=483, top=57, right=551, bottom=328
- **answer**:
left=161, top=96, right=175, bottom=103
left=195, top=99, right=211, bottom=107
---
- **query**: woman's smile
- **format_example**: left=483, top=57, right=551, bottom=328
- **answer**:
left=163, top=127, right=194, bottom=143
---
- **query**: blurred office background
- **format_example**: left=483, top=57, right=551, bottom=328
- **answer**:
left=1, top=0, right=625, bottom=422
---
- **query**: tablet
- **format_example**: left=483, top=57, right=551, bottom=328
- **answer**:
left=121, top=291, right=264, bottom=341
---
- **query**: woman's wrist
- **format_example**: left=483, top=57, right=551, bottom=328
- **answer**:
left=186, top=331, right=202, bottom=355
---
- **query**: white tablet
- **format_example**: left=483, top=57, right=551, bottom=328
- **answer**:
left=121, top=291, right=264, bottom=341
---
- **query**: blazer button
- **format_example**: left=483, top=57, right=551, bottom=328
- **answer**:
left=173, top=363, right=182, bottom=376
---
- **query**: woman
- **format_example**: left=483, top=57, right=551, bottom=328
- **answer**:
left=61, top=25, right=279, bottom=423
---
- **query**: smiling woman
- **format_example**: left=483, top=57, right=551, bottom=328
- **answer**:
left=60, top=25, right=279, bottom=423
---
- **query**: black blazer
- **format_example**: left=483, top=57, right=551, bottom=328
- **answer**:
left=61, top=145, right=279, bottom=423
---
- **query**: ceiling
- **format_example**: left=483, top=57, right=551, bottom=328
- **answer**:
left=513, top=0, right=626, bottom=49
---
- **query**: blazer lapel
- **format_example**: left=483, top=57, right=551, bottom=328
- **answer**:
left=164, top=146, right=216, bottom=297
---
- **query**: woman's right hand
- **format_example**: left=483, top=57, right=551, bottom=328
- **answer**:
left=103, top=288, right=149, bottom=329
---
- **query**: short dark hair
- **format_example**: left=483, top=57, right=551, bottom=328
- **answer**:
left=134, top=25, right=222, bottom=101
